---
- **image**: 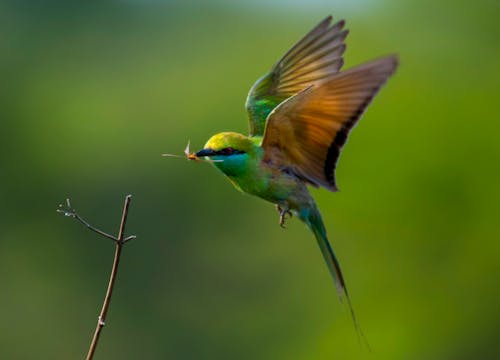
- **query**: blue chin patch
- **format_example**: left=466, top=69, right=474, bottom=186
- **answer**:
left=213, top=153, right=248, bottom=177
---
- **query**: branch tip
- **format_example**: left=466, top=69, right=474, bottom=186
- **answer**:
left=123, top=235, right=137, bottom=244
left=57, top=200, right=76, bottom=218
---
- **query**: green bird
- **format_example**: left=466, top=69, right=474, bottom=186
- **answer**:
left=192, top=16, right=397, bottom=330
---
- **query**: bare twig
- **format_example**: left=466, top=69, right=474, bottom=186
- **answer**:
left=57, top=195, right=136, bottom=360
left=57, top=199, right=117, bottom=242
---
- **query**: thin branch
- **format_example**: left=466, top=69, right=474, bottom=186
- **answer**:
left=123, top=235, right=137, bottom=244
left=58, top=195, right=136, bottom=360
left=57, top=199, right=117, bottom=242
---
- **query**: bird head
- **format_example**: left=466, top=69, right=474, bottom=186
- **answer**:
left=195, top=132, right=259, bottom=177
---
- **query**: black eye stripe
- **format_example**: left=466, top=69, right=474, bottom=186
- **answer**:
left=215, top=147, right=246, bottom=156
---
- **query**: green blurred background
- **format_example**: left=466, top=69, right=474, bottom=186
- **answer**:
left=1, top=0, right=499, bottom=359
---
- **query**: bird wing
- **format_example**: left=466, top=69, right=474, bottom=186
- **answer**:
left=261, top=56, right=398, bottom=191
left=245, top=16, right=348, bottom=137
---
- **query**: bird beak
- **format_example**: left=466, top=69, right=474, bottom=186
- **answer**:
left=195, top=148, right=216, bottom=157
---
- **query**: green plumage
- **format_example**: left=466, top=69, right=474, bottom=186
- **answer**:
left=245, top=73, right=287, bottom=136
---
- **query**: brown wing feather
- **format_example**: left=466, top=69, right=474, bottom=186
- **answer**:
left=272, top=17, right=348, bottom=95
left=246, top=16, right=348, bottom=136
left=261, top=56, right=399, bottom=191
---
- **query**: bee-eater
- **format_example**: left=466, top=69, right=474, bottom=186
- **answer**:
left=192, top=16, right=397, bottom=330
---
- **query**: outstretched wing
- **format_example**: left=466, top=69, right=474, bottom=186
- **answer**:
left=261, top=56, right=398, bottom=191
left=246, top=16, right=348, bottom=137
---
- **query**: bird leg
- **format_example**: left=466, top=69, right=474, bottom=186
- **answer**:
left=276, top=204, right=292, bottom=228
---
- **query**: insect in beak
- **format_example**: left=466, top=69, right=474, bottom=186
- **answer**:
left=162, top=141, right=222, bottom=162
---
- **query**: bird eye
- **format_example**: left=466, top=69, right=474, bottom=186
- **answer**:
left=216, top=147, right=244, bottom=156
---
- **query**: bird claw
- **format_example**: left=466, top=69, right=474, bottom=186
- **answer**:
left=276, top=205, right=292, bottom=228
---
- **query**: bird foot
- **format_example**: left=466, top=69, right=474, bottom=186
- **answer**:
left=276, top=205, right=292, bottom=228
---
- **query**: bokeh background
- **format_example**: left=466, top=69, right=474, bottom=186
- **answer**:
left=1, top=0, right=499, bottom=359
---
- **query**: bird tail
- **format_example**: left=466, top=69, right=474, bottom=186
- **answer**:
left=303, top=205, right=369, bottom=348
